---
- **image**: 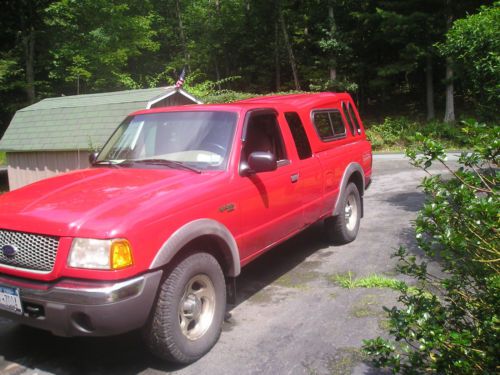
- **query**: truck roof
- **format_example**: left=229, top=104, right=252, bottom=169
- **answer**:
left=131, top=92, right=352, bottom=116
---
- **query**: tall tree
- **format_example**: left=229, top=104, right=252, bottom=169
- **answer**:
left=425, top=54, right=435, bottom=120
left=277, top=1, right=301, bottom=90
left=440, top=2, right=500, bottom=120
left=1, top=0, right=53, bottom=104
left=175, top=0, right=190, bottom=71
left=46, top=0, right=159, bottom=93
left=443, top=0, right=455, bottom=123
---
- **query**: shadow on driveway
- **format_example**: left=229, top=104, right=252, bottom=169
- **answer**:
left=0, top=223, right=335, bottom=375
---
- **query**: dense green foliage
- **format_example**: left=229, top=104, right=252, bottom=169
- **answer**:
left=0, top=0, right=496, bottom=138
left=363, top=121, right=500, bottom=374
left=439, top=4, right=500, bottom=120
left=46, top=0, right=160, bottom=90
left=366, top=117, right=465, bottom=151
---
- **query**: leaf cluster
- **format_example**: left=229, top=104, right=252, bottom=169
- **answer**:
left=363, top=120, right=500, bottom=374
left=439, top=3, right=500, bottom=120
left=366, top=117, right=465, bottom=151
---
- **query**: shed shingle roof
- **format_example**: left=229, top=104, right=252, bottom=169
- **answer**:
left=0, top=87, right=196, bottom=152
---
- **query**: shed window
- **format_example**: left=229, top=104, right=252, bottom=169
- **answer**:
left=285, top=112, right=312, bottom=159
left=312, top=110, right=346, bottom=141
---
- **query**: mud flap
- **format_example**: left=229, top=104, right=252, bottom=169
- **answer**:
left=226, top=277, right=237, bottom=305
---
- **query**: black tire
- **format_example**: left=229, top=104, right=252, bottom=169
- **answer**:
left=325, top=182, right=361, bottom=244
left=145, top=252, right=226, bottom=364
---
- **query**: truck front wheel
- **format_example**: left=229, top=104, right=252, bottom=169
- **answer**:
left=145, top=252, right=226, bottom=364
left=325, top=182, right=361, bottom=244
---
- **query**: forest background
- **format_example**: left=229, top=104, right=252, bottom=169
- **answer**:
left=0, top=0, right=498, bottom=153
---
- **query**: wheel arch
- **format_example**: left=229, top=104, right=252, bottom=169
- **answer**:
left=149, top=219, right=241, bottom=277
left=333, top=163, right=365, bottom=217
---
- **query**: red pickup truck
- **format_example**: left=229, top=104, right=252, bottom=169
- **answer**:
left=0, top=92, right=371, bottom=363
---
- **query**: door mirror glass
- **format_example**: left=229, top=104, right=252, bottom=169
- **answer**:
left=243, top=151, right=277, bottom=175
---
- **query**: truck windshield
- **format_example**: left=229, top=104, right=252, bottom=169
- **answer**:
left=96, top=111, right=237, bottom=171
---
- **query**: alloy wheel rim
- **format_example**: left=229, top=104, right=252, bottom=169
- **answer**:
left=178, top=274, right=216, bottom=341
left=345, top=193, right=358, bottom=232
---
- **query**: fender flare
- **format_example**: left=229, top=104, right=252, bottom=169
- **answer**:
left=332, top=162, right=365, bottom=217
left=149, top=219, right=241, bottom=277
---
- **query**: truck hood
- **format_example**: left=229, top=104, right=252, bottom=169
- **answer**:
left=0, top=167, right=219, bottom=238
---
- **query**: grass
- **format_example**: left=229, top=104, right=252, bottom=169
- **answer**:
left=329, top=271, right=433, bottom=298
left=330, top=271, right=407, bottom=291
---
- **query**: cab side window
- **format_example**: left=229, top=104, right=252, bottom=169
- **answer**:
left=284, top=112, right=312, bottom=160
left=243, top=113, right=287, bottom=163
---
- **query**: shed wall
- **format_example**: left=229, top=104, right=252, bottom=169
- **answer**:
left=7, top=151, right=90, bottom=191
left=149, top=93, right=194, bottom=108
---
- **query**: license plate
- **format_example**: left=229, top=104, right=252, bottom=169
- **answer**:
left=0, top=285, right=23, bottom=315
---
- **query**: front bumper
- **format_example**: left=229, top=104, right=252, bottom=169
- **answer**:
left=0, top=270, right=162, bottom=337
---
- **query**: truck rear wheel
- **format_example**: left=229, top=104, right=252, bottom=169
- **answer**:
left=325, top=182, right=361, bottom=244
left=145, top=252, right=226, bottom=364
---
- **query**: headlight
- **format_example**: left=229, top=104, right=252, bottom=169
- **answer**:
left=68, top=238, right=134, bottom=270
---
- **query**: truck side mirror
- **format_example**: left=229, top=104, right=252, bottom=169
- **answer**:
left=243, top=151, right=277, bottom=175
left=88, top=151, right=99, bottom=165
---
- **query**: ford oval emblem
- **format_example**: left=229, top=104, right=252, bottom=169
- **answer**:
left=1, top=245, right=18, bottom=258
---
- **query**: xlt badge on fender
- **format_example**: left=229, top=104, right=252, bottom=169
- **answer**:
left=219, top=203, right=235, bottom=213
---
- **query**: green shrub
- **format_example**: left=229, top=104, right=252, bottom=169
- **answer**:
left=366, top=117, right=414, bottom=149
left=366, top=117, right=467, bottom=151
left=439, top=3, right=500, bottom=120
left=0, top=152, right=5, bottom=166
left=363, top=120, right=500, bottom=374
left=309, top=78, right=359, bottom=93
left=183, top=76, right=256, bottom=104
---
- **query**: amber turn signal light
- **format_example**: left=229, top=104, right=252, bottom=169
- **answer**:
left=110, top=240, right=134, bottom=270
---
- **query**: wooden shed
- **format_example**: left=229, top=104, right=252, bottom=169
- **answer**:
left=0, top=87, right=201, bottom=190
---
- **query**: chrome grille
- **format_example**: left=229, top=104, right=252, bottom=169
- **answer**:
left=0, top=230, right=59, bottom=272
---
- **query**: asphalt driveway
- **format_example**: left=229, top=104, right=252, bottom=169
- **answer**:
left=0, top=155, right=450, bottom=375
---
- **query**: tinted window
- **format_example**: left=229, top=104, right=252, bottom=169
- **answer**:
left=314, top=112, right=334, bottom=139
left=243, top=113, right=287, bottom=162
left=347, top=103, right=362, bottom=135
left=330, top=111, right=346, bottom=137
left=285, top=112, right=312, bottom=160
left=342, top=102, right=355, bottom=136
left=312, top=110, right=347, bottom=141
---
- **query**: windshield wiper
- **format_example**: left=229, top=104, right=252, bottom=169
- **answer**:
left=92, top=160, right=122, bottom=168
left=130, top=159, right=202, bottom=174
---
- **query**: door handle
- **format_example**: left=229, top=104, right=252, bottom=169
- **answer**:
left=290, top=173, right=299, bottom=183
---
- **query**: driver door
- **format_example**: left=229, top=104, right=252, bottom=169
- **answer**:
left=236, top=110, right=302, bottom=262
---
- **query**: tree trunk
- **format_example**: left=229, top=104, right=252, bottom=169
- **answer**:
left=275, top=21, right=281, bottom=91
left=175, top=0, right=190, bottom=71
left=214, top=57, right=221, bottom=90
left=213, top=1, right=230, bottom=79
left=23, top=28, right=35, bottom=104
left=444, top=57, right=455, bottom=123
left=444, top=1, right=455, bottom=123
left=426, top=53, right=435, bottom=121
left=279, top=10, right=300, bottom=90
left=328, top=5, right=337, bottom=81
